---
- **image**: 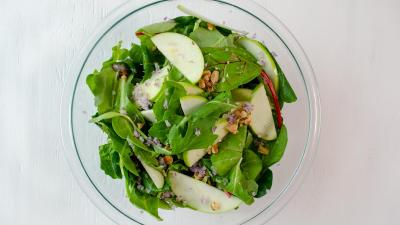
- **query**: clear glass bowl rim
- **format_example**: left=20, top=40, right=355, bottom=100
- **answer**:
left=60, top=0, right=321, bottom=224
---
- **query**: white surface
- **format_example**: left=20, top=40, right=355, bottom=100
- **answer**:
left=1, top=0, right=399, bottom=224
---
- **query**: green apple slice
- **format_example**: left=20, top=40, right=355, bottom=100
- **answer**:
left=140, top=160, right=164, bottom=189
left=180, top=95, right=208, bottom=116
left=168, top=171, right=242, bottom=212
left=151, top=32, right=204, bottom=83
left=178, top=81, right=204, bottom=95
left=134, top=65, right=170, bottom=102
left=250, top=84, right=277, bottom=140
left=140, top=110, right=157, bottom=123
left=231, top=88, right=252, bottom=102
left=238, top=37, right=279, bottom=90
left=183, top=119, right=228, bottom=167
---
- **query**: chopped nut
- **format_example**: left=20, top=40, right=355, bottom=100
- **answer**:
left=163, top=156, right=173, bottom=165
left=199, top=70, right=219, bottom=92
left=240, top=111, right=248, bottom=118
left=199, top=79, right=206, bottom=89
left=211, top=144, right=219, bottom=154
left=211, top=71, right=219, bottom=84
left=258, top=145, right=270, bottom=155
left=226, top=123, right=238, bottom=134
left=203, top=72, right=211, bottom=81
left=137, top=123, right=144, bottom=129
left=242, top=116, right=252, bottom=125
left=211, top=201, right=221, bottom=211
left=207, top=23, right=215, bottom=31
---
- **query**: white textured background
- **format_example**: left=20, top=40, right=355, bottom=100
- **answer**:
left=1, top=0, right=400, bottom=224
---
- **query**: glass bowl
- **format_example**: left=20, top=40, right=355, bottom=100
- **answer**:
left=60, top=0, right=321, bottom=224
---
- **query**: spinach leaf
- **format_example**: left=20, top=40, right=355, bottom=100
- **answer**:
left=138, top=21, right=177, bottom=35
left=215, top=61, right=261, bottom=92
left=168, top=101, right=234, bottom=154
left=189, top=27, right=228, bottom=48
left=211, top=126, right=247, bottom=176
left=241, top=150, right=262, bottom=180
left=277, top=63, right=297, bottom=103
left=255, top=168, right=273, bottom=198
left=124, top=169, right=161, bottom=220
left=262, top=125, right=288, bottom=167
left=202, top=47, right=261, bottom=92
left=112, top=116, right=134, bottom=139
left=86, top=67, right=117, bottom=114
left=225, top=159, right=257, bottom=204
left=99, top=143, right=122, bottom=179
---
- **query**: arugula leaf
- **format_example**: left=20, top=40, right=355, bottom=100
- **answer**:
left=99, top=143, right=122, bottom=179
left=129, top=141, right=159, bottom=167
left=189, top=27, right=228, bottom=48
left=120, top=143, right=139, bottom=176
left=225, top=159, right=257, bottom=204
left=211, top=126, right=247, bottom=176
left=140, top=44, right=154, bottom=81
left=255, top=168, right=273, bottom=198
left=124, top=169, right=161, bottom=220
left=169, top=101, right=234, bottom=154
left=262, top=125, right=288, bottom=167
left=241, top=150, right=262, bottom=180
left=102, top=42, right=131, bottom=69
left=96, top=121, right=125, bottom=151
left=114, top=75, right=144, bottom=124
left=277, top=63, right=297, bottom=103
left=148, top=121, right=169, bottom=143
left=129, top=44, right=143, bottom=64
left=138, top=21, right=177, bottom=35
left=86, top=67, right=117, bottom=114
left=171, top=16, right=197, bottom=36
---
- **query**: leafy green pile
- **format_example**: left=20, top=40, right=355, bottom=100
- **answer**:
left=86, top=14, right=296, bottom=220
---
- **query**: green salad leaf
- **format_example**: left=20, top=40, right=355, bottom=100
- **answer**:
left=86, top=67, right=117, bottom=114
left=262, top=125, right=288, bottom=167
left=211, top=126, right=247, bottom=176
left=190, top=27, right=228, bottom=48
left=124, top=169, right=162, bottom=220
left=255, top=168, right=273, bottom=198
left=224, top=159, right=257, bottom=204
left=241, top=149, right=262, bottom=180
left=168, top=101, right=233, bottom=153
left=99, top=143, right=122, bottom=179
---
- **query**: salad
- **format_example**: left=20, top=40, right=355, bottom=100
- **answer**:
left=86, top=5, right=297, bottom=220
